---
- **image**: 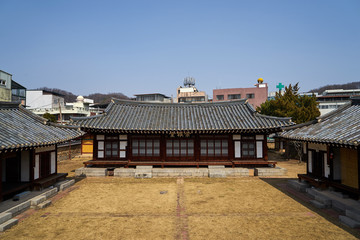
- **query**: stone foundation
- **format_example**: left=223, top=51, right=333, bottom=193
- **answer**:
left=76, top=166, right=281, bottom=178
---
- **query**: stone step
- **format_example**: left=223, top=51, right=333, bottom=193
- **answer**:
left=30, top=195, right=47, bottom=207
left=339, top=215, right=360, bottom=228
left=331, top=191, right=349, bottom=199
left=135, top=166, right=153, bottom=178
left=54, top=179, right=75, bottom=191
left=315, top=194, right=332, bottom=207
left=287, top=180, right=309, bottom=193
left=41, top=187, right=58, bottom=199
left=0, top=212, right=12, bottom=225
left=306, top=188, right=318, bottom=199
left=36, top=200, right=52, bottom=210
left=346, top=209, right=360, bottom=222
left=332, top=199, right=348, bottom=213
left=0, top=218, right=18, bottom=232
left=310, top=200, right=327, bottom=209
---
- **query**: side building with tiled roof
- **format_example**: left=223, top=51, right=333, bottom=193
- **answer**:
left=281, top=97, right=360, bottom=196
left=71, top=99, right=293, bottom=167
left=0, top=102, right=84, bottom=201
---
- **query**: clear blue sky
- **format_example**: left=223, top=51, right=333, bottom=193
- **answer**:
left=1, top=0, right=359, bottom=99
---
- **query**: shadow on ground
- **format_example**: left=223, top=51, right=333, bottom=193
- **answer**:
left=261, top=177, right=360, bottom=239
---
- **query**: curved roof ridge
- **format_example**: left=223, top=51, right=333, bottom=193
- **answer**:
left=111, top=97, right=248, bottom=106
left=255, top=112, right=293, bottom=122
left=71, top=114, right=104, bottom=122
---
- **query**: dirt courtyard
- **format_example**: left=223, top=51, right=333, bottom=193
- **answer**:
left=1, top=159, right=359, bottom=239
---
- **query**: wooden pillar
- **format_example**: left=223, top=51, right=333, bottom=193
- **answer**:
left=55, top=145, right=58, bottom=174
left=30, top=149, right=35, bottom=182
left=328, top=145, right=333, bottom=180
left=195, top=134, right=200, bottom=164
left=160, top=135, right=165, bottom=168
left=228, top=134, right=234, bottom=161
left=263, top=135, right=268, bottom=161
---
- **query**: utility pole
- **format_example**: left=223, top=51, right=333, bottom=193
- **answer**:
left=58, top=101, right=63, bottom=124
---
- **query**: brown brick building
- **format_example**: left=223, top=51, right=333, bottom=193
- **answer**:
left=213, top=81, right=268, bottom=108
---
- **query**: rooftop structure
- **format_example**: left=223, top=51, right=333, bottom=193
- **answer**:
left=176, top=77, right=207, bottom=103
left=11, top=80, right=26, bottom=105
left=213, top=78, right=268, bottom=108
left=134, top=93, right=171, bottom=103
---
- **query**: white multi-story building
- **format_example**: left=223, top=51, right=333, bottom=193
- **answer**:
left=317, top=89, right=360, bottom=116
left=27, top=90, right=93, bottom=122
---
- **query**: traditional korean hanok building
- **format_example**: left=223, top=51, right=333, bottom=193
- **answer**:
left=71, top=99, right=292, bottom=167
left=281, top=98, right=360, bottom=196
left=0, top=102, right=83, bottom=201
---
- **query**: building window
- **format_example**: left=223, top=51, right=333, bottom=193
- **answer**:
left=228, top=94, right=241, bottom=100
left=132, top=137, right=160, bottom=157
left=0, top=80, right=6, bottom=86
left=105, top=135, right=119, bottom=158
left=234, top=135, right=257, bottom=159
left=246, top=93, right=255, bottom=99
left=166, top=139, right=194, bottom=157
left=200, top=137, right=228, bottom=157
left=216, top=95, right=224, bottom=101
left=241, top=136, right=255, bottom=157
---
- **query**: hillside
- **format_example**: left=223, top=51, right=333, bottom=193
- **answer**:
left=309, top=81, right=360, bottom=94
left=37, top=87, right=129, bottom=103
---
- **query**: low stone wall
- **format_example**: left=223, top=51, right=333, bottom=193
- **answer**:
left=57, top=143, right=81, bottom=161
left=254, top=167, right=287, bottom=176
left=75, top=167, right=108, bottom=177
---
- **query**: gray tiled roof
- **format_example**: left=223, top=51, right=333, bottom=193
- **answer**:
left=71, top=99, right=293, bottom=133
left=0, top=103, right=84, bottom=152
left=281, top=100, right=360, bottom=147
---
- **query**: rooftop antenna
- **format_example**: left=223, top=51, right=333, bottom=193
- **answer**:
left=184, top=76, right=195, bottom=88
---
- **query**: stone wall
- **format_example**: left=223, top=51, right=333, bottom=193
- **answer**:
left=57, top=143, right=81, bottom=161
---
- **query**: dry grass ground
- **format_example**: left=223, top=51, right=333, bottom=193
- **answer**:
left=1, top=157, right=358, bottom=239
left=57, top=156, right=91, bottom=177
